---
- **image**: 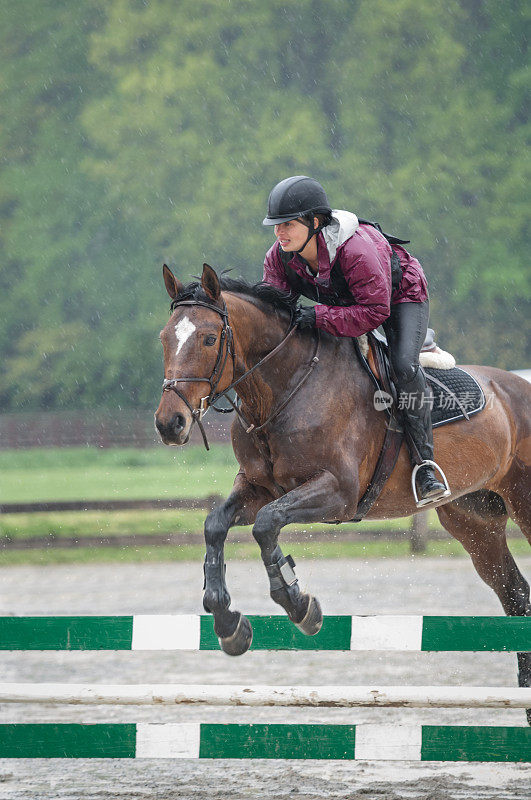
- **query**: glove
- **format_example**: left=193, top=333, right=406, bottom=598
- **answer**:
left=295, top=306, right=316, bottom=330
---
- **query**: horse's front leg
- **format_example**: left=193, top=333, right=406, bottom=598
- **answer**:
left=203, top=471, right=273, bottom=655
left=252, top=469, right=355, bottom=635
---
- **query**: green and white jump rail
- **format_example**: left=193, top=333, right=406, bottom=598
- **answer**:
left=0, top=723, right=529, bottom=761
left=1, top=615, right=530, bottom=651
left=2, top=683, right=531, bottom=708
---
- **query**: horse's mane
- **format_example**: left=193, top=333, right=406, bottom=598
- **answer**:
left=172, top=275, right=297, bottom=316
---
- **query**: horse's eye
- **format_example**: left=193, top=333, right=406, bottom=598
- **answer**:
left=204, top=334, right=217, bottom=346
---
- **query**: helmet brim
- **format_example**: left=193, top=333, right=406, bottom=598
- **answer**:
left=262, top=213, right=302, bottom=226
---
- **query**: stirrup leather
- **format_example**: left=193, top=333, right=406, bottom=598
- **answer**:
left=411, top=459, right=451, bottom=508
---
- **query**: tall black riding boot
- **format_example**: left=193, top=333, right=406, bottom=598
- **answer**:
left=399, top=370, right=451, bottom=507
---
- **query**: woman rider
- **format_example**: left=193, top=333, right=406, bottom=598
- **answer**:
left=262, top=175, right=450, bottom=507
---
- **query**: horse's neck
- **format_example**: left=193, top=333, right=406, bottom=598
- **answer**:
left=226, top=294, right=304, bottom=411
left=225, top=294, right=373, bottom=428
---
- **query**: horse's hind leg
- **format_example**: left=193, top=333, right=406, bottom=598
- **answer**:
left=436, top=490, right=531, bottom=724
left=251, top=470, right=351, bottom=636
left=203, top=471, right=273, bottom=656
left=498, top=458, right=531, bottom=545
left=497, top=460, right=531, bottom=720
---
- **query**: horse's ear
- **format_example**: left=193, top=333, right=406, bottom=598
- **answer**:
left=163, top=264, right=184, bottom=300
left=201, top=263, right=221, bottom=302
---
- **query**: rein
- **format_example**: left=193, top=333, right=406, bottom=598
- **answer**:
left=162, top=297, right=319, bottom=452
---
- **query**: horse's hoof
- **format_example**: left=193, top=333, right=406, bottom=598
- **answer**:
left=218, top=613, right=253, bottom=656
left=295, top=595, right=323, bottom=636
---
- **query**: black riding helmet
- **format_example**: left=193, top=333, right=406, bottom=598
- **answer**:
left=263, top=176, right=332, bottom=226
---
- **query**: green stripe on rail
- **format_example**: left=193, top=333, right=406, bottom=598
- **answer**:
left=421, top=725, right=531, bottom=762
left=199, top=615, right=352, bottom=650
left=0, top=616, right=134, bottom=650
left=198, top=723, right=356, bottom=759
left=0, top=723, right=136, bottom=758
left=421, top=616, right=531, bottom=651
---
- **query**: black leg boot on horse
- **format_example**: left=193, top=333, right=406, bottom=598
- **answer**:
left=264, top=545, right=322, bottom=635
left=202, top=475, right=274, bottom=655
left=250, top=470, right=350, bottom=638
left=384, top=300, right=451, bottom=508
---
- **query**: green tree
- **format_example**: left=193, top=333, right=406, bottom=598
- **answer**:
left=0, top=1, right=158, bottom=408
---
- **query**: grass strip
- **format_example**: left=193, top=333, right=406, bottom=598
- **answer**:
left=0, top=445, right=238, bottom=503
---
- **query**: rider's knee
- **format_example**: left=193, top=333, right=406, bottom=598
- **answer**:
left=393, top=359, right=419, bottom=387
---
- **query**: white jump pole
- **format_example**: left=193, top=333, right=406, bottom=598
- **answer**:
left=1, top=683, right=531, bottom=709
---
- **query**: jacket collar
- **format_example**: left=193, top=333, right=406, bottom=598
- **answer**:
left=322, top=210, right=359, bottom=263
left=308, top=210, right=359, bottom=283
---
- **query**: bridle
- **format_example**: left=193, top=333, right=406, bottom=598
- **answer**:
left=161, top=295, right=320, bottom=451
left=161, top=299, right=235, bottom=449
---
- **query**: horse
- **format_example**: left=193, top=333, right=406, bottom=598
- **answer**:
left=155, top=263, right=531, bottom=719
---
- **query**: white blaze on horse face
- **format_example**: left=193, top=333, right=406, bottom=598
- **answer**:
left=174, top=316, right=196, bottom=356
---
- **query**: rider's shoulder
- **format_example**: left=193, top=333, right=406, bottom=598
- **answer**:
left=343, top=220, right=389, bottom=253
left=333, top=222, right=390, bottom=271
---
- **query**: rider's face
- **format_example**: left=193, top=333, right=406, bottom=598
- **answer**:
left=274, top=218, right=311, bottom=252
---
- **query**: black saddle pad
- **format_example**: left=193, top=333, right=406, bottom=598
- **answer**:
left=423, top=366, right=485, bottom=427
left=356, top=336, right=486, bottom=427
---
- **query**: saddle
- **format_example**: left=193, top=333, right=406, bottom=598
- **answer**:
left=359, top=331, right=485, bottom=427
left=350, top=332, right=486, bottom=521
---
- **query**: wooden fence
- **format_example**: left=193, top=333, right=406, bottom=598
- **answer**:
left=0, top=409, right=232, bottom=449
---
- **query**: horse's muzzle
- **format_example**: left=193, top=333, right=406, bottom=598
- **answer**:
left=154, top=411, right=191, bottom=446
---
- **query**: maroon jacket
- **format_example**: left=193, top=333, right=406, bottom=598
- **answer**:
left=263, top=214, right=428, bottom=338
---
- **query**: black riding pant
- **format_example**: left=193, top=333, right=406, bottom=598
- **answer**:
left=382, top=300, right=434, bottom=463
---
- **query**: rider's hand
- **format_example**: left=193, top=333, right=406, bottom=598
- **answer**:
left=295, top=306, right=316, bottom=330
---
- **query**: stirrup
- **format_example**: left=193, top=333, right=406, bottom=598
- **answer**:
left=411, top=459, right=451, bottom=508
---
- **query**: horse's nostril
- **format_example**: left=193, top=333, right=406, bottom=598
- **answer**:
left=173, top=413, right=186, bottom=433
left=155, top=413, right=186, bottom=438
